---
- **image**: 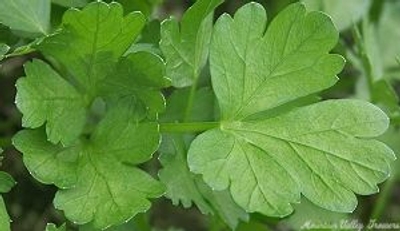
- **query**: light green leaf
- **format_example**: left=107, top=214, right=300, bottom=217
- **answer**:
left=0, top=0, right=50, bottom=35
left=11, top=128, right=80, bottom=188
left=302, top=0, right=371, bottom=31
left=99, top=51, right=169, bottom=115
left=0, top=43, right=9, bottom=60
left=160, top=0, right=223, bottom=87
left=13, top=107, right=164, bottom=229
left=38, top=2, right=146, bottom=96
left=188, top=3, right=395, bottom=217
left=211, top=3, right=343, bottom=120
left=189, top=99, right=394, bottom=216
left=16, top=60, right=87, bottom=145
left=0, top=198, right=10, bottom=231
left=46, top=223, right=66, bottom=231
left=51, top=0, right=88, bottom=7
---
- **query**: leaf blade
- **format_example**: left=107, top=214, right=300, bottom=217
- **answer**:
left=13, top=106, right=164, bottom=229
left=188, top=2, right=394, bottom=217
left=211, top=3, right=343, bottom=120
left=16, top=60, right=87, bottom=145
left=0, top=0, right=50, bottom=35
left=38, top=2, right=146, bottom=95
left=160, top=0, right=224, bottom=87
left=189, top=100, right=394, bottom=215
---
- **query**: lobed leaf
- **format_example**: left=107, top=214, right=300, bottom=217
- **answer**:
left=211, top=2, right=343, bottom=120
left=160, top=0, right=224, bottom=87
left=188, top=3, right=395, bottom=217
left=16, top=60, right=87, bottom=145
left=15, top=2, right=155, bottom=145
left=13, top=105, right=164, bottom=229
left=38, top=1, right=146, bottom=95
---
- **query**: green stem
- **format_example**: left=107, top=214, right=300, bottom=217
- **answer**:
left=352, top=25, right=375, bottom=99
left=183, top=73, right=199, bottom=122
left=160, top=122, right=219, bottom=133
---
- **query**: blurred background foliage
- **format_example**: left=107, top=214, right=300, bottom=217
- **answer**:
left=1, top=0, right=400, bottom=230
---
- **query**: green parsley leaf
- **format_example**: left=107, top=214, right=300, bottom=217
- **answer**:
left=0, top=0, right=50, bottom=35
left=99, top=51, right=170, bottom=115
left=210, top=2, right=343, bottom=120
left=13, top=106, right=164, bottom=229
left=38, top=2, right=145, bottom=96
left=188, top=3, right=395, bottom=217
left=16, top=2, right=149, bottom=145
left=0, top=198, right=10, bottom=231
left=189, top=99, right=394, bottom=215
left=16, top=60, right=87, bottom=145
left=160, top=0, right=223, bottom=87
